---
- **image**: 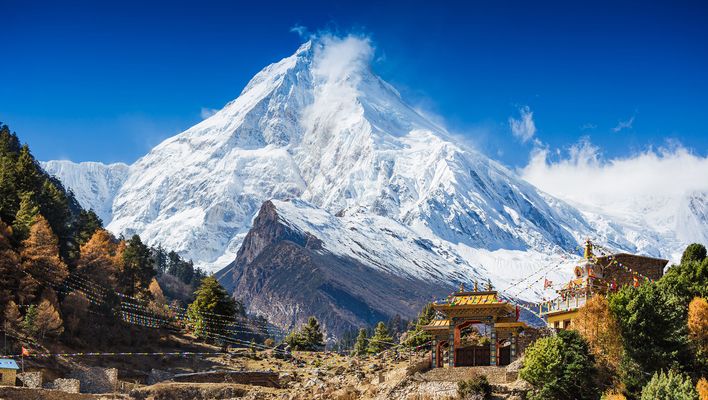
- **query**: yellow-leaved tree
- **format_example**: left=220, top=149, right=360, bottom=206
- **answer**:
left=573, top=295, right=624, bottom=374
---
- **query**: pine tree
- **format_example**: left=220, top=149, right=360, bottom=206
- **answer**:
left=22, top=304, right=38, bottom=335
left=35, top=299, right=64, bottom=338
left=353, top=328, right=369, bottom=356
left=14, top=145, right=41, bottom=195
left=187, top=276, right=237, bottom=338
left=75, top=209, right=103, bottom=245
left=301, top=317, right=324, bottom=351
left=21, top=215, right=69, bottom=289
left=121, top=234, right=155, bottom=296
left=402, top=302, right=435, bottom=347
left=13, top=191, right=39, bottom=241
left=0, top=154, right=19, bottom=223
left=368, top=321, right=393, bottom=354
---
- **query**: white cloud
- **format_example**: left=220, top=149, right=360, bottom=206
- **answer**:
left=613, top=115, right=635, bottom=132
left=290, top=24, right=309, bottom=38
left=509, top=106, right=536, bottom=143
left=200, top=107, right=218, bottom=119
left=520, top=138, right=708, bottom=208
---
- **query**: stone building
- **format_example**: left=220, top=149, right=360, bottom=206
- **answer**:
left=0, top=359, right=19, bottom=386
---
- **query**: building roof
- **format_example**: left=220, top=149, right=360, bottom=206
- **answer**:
left=421, top=319, right=451, bottom=331
left=0, top=358, right=19, bottom=370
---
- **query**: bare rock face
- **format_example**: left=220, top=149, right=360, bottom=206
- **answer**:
left=216, top=200, right=453, bottom=336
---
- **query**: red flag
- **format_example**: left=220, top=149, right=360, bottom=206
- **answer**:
left=544, top=279, right=553, bottom=289
left=21, top=346, right=29, bottom=356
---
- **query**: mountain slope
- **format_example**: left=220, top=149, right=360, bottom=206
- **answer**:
left=215, top=199, right=475, bottom=334
left=42, top=160, right=129, bottom=223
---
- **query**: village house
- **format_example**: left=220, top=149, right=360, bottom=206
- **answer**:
left=539, top=240, right=668, bottom=329
left=0, top=358, right=19, bottom=386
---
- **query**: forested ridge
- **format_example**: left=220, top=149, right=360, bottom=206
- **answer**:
left=0, top=123, right=263, bottom=351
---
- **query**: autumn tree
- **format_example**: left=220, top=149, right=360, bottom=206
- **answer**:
left=77, top=229, right=121, bottom=288
left=20, top=215, right=68, bottom=302
left=35, top=299, right=64, bottom=338
left=574, top=295, right=623, bottom=372
left=688, top=297, right=708, bottom=357
left=3, top=301, right=22, bottom=329
left=61, top=291, right=90, bottom=337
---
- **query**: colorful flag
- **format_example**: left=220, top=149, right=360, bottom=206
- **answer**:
left=21, top=346, right=30, bottom=356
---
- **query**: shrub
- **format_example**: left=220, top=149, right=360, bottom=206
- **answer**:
left=640, top=370, right=698, bottom=400
left=458, top=375, right=492, bottom=399
left=520, top=330, right=599, bottom=400
left=681, top=243, right=707, bottom=265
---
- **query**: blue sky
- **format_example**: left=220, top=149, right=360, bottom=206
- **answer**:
left=2, top=0, right=707, bottom=167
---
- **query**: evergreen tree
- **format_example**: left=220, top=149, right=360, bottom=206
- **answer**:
left=367, top=321, right=393, bottom=354
left=520, top=330, right=599, bottom=400
left=14, top=145, right=41, bottom=195
left=152, top=245, right=168, bottom=274
left=121, top=234, right=155, bottom=296
left=75, top=209, right=103, bottom=245
left=640, top=370, right=698, bottom=400
left=22, top=304, right=38, bottom=335
left=353, top=328, right=368, bottom=356
left=0, top=154, right=19, bottom=224
left=187, top=276, right=237, bottom=338
left=13, top=191, right=39, bottom=241
left=402, top=302, right=435, bottom=347
left=285, top=317, right=325, bottom=351
left=681, top=243, right=707, bottom=265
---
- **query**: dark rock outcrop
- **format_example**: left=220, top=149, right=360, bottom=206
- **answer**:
left=216, top=200, right=452, bottom=337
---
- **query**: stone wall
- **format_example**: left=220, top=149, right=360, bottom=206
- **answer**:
left=45, top=378, right=81, bottom=393
left=16, top=371, right=42, bottom=388
left=69, top=366, right=118, bottom=393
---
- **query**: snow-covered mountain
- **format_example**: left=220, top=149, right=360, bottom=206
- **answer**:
left=103, top=37, right=594, bottom=273
left=42, top=160, right=129, bottom=223
left=43, top=36, right=706, bottom=307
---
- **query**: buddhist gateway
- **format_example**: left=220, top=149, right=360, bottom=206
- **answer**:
left=423, top=240, right=668, bottom=368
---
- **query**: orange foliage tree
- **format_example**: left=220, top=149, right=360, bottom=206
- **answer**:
left=573, top=295, right=624, bottom=372
left=20, top=215, right=68, bottom=302
left=77, top=229, right=122, bottom=288
left=688, top=297, right=708, bottom=355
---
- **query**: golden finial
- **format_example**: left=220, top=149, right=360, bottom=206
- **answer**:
left=584, top=238, right=594, bottom=260
left=459, top=282, right=465, bottom=292
left=474, top=280, right=479, bottom=292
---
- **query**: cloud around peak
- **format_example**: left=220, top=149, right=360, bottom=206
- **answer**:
left=509, top=106, right=537, bottom=143
left=520, top=138, right=708, bottom=209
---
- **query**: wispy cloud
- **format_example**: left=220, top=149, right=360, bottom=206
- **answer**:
left=290, top=24, right=309, bottom=38
left=613, top=115, right=635, bottom=132
left=580, top=123, right=597, bottom=130
left=200, top=107, right=218, bottom=119
left=509, top=106, right=536, bottom=143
